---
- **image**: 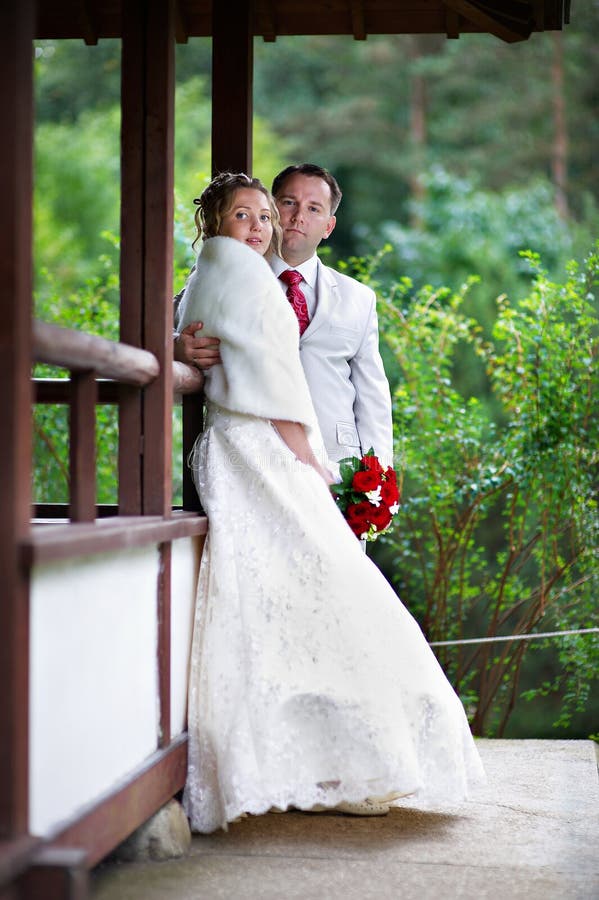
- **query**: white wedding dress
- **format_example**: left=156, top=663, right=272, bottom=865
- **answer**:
left=178, top=237, right=484, bottom=834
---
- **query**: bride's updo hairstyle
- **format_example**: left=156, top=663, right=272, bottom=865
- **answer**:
left=192, top=172, right=282, bottom=256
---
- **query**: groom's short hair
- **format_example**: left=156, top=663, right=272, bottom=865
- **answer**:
left=272, top=164, right=343, bottom=215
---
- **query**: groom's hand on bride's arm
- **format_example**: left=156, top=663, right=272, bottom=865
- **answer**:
left=174, top=321, right=222, bottom=369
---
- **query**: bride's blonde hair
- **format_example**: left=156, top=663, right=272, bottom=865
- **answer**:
left=192, top=172, right=282, bottom=256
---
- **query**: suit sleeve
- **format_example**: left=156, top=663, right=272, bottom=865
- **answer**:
left=173, top=264, right=196, bottom=334
left=350, top=288, right=394, bottom=468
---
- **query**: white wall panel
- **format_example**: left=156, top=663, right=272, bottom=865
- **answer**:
left=170, top=535, right=203, bottom=738
left=29, top=546, right=160, bottom=835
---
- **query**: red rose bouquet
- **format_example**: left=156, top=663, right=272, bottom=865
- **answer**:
left=331, top=449, right=401, bottom=541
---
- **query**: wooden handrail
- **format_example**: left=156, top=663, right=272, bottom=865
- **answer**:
left=172, top=361, right=204, bottom=395
left=32, top=319, right=205, bottom=521
left=33, top=320, right=159, bottom=385
left=32, top=320, right=204, bottom=394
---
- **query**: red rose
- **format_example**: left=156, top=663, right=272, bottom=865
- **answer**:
left=346, top=501, right=373, bottom=537
left=381, top=478, right=400, bottom=507
left=352, top=470, right=382, bottom=492
left=368, top=503, right=393, bottom=532
left=384, top=466, right=397, bottom=483
left=362, top=454, right=384, bottom=474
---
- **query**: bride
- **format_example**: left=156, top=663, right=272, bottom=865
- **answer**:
left=177, top=173, right=484, bottom=834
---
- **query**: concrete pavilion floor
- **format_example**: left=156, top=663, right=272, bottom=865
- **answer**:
left=91, top=739, right=599, bottom=900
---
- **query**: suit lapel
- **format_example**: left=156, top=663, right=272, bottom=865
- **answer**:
left=301, top=259, right=340, bottom=341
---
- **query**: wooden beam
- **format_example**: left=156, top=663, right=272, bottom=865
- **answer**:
left=445, top=9, right=461, bottom=38
left=79, top=0, right=98, bottom=46
left=256, top=0, right=277, bottom=42
left=21, top=513, right=207, bottom=566
left=35, top=369, right=202, bottom=406
left=174, top=0, right=190, bottom=43
left=17, top=847, right=88, bottom=900
left=34, top=379, right=121, bottom=405
left=33, top=504, right=119, bottom=519
left=350, top=1, right=367, bottom=40
left=51, top=737, right=188, bottom=868
left=0, top=836, right=43, bottom=890
left=33, top=365, right=202, bottom=405
left=31, top=1, right=570, bottom=40
left=443, top=0, right=533, bottom=42
left=211, top=0, right=253, bottom=174
left=533, top=0, right=545, bottom=29
left=0, top=0, right=34, bottom=840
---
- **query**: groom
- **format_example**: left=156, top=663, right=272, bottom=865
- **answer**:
left=174, top=163, right=393, bottom=467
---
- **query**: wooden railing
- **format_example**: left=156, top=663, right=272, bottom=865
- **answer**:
left=32, top=320, right=204, bottom=524
left=1, top=319, right=208, bottom=894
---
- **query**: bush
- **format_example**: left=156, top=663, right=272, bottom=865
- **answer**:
left=375, top=244, right=599, bottom=736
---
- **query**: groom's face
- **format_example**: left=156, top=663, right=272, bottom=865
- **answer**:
left=274, top=174, right=336, bottom=266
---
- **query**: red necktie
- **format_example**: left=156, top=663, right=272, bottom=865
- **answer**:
left=279, top=269, right=310, bottom=335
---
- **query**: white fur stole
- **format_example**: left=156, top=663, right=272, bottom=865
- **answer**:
left=177, top=236, right=322, bottom=443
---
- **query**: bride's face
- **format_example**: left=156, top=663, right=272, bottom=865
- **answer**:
left=219, top=188, right=273, bottom=256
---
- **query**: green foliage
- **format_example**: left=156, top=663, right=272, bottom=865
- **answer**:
left=35, top=39, right=121, bottom=123
left=254, top=9, right=599, bottom=257
left=35, top=108, right=121, bottom=292
left=369, top=168, right=599, bottom=330
left=33, top=236, right=121, bottom=504
left=375, top=244, right=599, bottom=736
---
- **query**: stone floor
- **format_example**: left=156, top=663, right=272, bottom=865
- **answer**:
left=92, top=739, right=599, bottom=900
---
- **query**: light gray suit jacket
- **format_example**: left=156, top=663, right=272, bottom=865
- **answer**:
left=174, top=254, right=393, bottom=467
left=298, top=257, right=393, bottom=466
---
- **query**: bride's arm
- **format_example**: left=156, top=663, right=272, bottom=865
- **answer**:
left=271, top=420, right=335, bottom=485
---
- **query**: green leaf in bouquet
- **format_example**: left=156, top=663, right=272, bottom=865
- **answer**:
left=339, top=462, right=356, bottom=485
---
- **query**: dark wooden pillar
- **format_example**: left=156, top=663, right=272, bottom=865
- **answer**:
left=119, top=0, right=145, bottom=516
left=211, top=0, right=253, bottom=175
left=0, top=0, right=35, bottom=839
left=143, top=0, right=175, bottom=517
left=180, top=0, right=254, bottom=511
left=121, top=0, right=175, bottom=517
left=121, top=0, right=175, bottom=759
left=179, top=0, right=254, bottom=509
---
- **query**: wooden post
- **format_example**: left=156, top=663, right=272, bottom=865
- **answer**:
left=122, top=0, right=176, bottom=761
left=120, top=0, right=145, bottom=515
left=69, top=370, right=97, bottom=522
left=121, top=0, right=175, bottom=518
left=180, top=0, right=254, bottom=511
left=181, top=395, right=203, bottom=512
left=157, top=542, right=172, bottom=746
left=0, top=0, right=34, bottom=839
left=211, top=0, right=253, bottom=176
left=143, top=0, right=175, bottom=518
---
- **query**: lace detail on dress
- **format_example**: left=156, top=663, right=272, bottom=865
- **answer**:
left=182, top=403, right=485, bottom=833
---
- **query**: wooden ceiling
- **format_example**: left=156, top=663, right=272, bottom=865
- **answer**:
left=35, top=1, right=571, bottom=45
